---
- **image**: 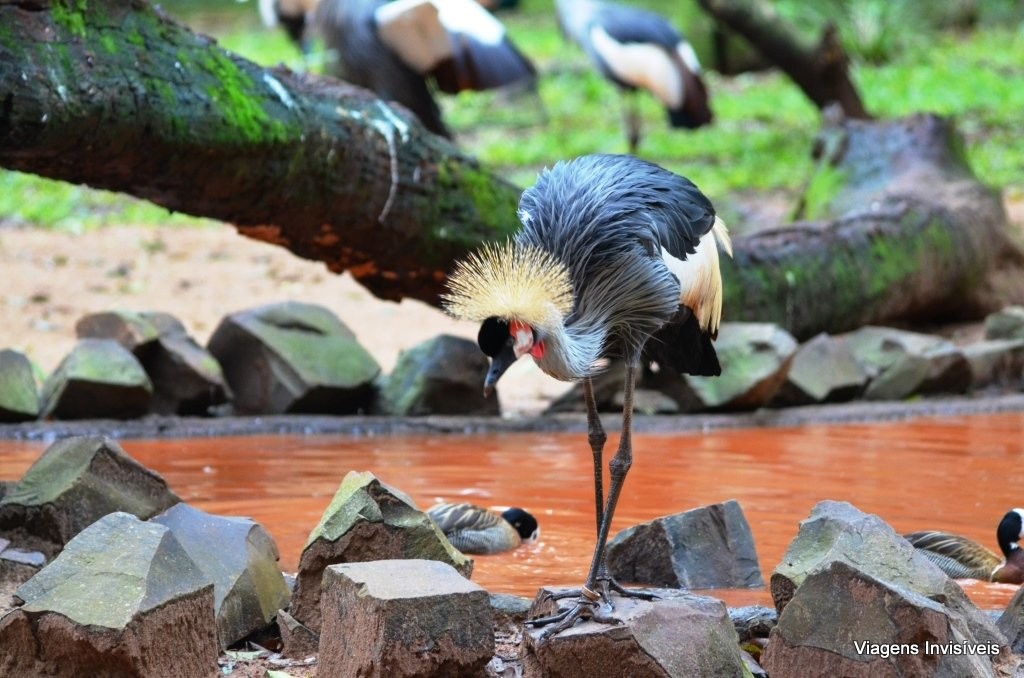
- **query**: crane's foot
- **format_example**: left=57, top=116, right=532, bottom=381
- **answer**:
left=527, top=577, right=659, bottom=639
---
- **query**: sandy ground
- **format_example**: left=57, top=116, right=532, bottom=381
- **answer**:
left=0, top=224, right=567, bottom=416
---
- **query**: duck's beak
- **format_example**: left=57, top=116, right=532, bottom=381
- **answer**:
left=483, top=343, right=518, bottom=397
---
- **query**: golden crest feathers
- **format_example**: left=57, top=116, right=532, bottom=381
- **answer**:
left=442, top=240, right=574, bottom=331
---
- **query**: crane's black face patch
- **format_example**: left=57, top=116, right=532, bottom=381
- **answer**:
left=478, top=317, right=510, bottom=357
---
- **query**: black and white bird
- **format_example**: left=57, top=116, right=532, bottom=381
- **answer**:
left=428, top=502, right=539, bottom=555
left=905, top=509, right=1024, bottom=584
left=443, top=154, right=731, bottom=635
left=556, top=0, right=712, bottom=152
left=303, top=0, right=536, bottom=138
left=259, top=0, right=320, bottom=53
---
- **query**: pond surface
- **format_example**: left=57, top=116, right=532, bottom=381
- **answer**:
left=2, top=412, right=1023, bottom=610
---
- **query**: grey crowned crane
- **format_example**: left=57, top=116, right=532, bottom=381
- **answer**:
left=443, top=154, right=731, bottom=635
left=905, top=509, right=1024, bottom=583
left=427, top=503, right=539, bottom=555
left=556, top=0, right=712, bottom=153
left=308, top=0, right=537, bottom=138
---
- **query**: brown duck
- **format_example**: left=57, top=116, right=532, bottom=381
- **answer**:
left=904, top=509, right=1024, bottom=583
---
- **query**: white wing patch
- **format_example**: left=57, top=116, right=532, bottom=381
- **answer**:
left=436, top=0, right=505, bottom=45
left=661, top=217, right=731, bottom=334
left=677, top=41, right=702, bottom=74
left=589, top=26, right=683, bottom=108
left=375, top=0, right=453, bottom=73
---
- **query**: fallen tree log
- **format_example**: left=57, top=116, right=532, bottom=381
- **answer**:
left=0, top=0, right=521, bottom=304
left=722, top=111, right=1017, bottom=339
left=0, top=0, right=1018, bottom=340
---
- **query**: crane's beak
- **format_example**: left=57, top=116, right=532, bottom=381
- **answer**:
left=483, top=343, right=518, bottom=397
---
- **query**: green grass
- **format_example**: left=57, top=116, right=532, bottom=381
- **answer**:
left=2, top=0, right=1023, bottom=231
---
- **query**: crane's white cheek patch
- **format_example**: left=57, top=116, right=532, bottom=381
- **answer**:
left=512, top=328, right=534, bottom=357
left=590, top=27, right=682, bottom=108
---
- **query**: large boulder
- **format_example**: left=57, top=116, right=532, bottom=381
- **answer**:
left=523, top=587, right=748, bottom=677
left=685, top=323, right=798, bottom=410
left=984, top=306, right=1024, bottom=341
left=289, top=471, right=471, bottom=632
left=0, top=349, right=39, bottom=422
left=207, top=302, right=380, bottom=414
left=378, top=335, right=499, bottom=416
left=606, top=500, right=763, bottom=589
left=769, top=501, right=1004, bottom=650
left=844, top=326, right=971, bottom=399
left=40, top=339, right=153, bottom=419
left=0, top=512, right=218, bottom=677
left=77, top=310, right=231, bottom=415
left=763, top=560, right=1010, bottom=677
left=150, top=503, right=291, bottom=648
left=962, top=339, right=1024, bottom=390
left=997, top=585, right=1024, bottom=654
left=769, top=333, right=868, bottom=406
left=0, top=436, right=180, bottom=551
left=319, top=559, right=493, bottom=677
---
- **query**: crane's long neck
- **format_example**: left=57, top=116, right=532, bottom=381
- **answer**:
left=536, top=316, right=608, bottom=382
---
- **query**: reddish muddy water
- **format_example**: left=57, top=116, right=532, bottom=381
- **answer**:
left=2, top=412, right=1023, bottom=610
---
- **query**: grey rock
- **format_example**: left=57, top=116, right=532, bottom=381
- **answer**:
left=75, top=310, right=163, bottom=352
left=0, top=436, right=180, bottom=549
left=379, top=334, right=499, bottom=416
left=963, top=339, right=1024, bottom=390
left=845, top=326, right=971, bottom=399
left=207, top=301, right=380, bottom=414
left=607, top=500, right=763, bottom=589
left=151, top=503, right=291, bottom=648
left=984, top=306, right=1024, bottom=341
left=523, top=587, right=747, bottom=677
left=997, top=585, right=1024, bottom=654
left=78, top=310, right=233, bottom=415
left=769, top=333, right=868, bottom=406
left=770, top=501, right=1004, bottom=652
left=290, top=471, right=472, bottom=632
left=729, top=605, right=777, bottom=643
left=763, top=560, right=1010, bottom=678
left=490, top=592, right=533, bottom=627
left=40, top=339, right=153, bottom=419
left=0, top=349, right=39, bottom=423
left=0, top=512, right=218, bottom=677
left=685, top=323, right=798, bottom=410
left=278, top=609, right=319, bottom=659
left=319, top=559, right=493, bottom=678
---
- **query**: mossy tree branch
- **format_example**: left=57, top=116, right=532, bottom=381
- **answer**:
left=0, top=0, right=521, bottom=304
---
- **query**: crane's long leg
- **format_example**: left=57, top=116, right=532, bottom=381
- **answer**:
left=583, top=377, right=606, bottom=537
left=527, top=364, right=654, bottom=637
left=622, top=91, right=641, bottom=154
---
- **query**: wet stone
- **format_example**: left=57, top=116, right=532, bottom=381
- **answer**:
left=0, top=436, right=180, bottom=550
left=963, top=339, right=1024, bottom=390
left=984, top=306, right=1024, bottom=341
left=523, top=587, right=747, bottom=678
left=290, top=471, right=472, bottom=632
left=207, top=301, right=380, bottom=414
left=0, top=349, right=39, bottom=423
left=769, top=333, right=868, bottom=406
left=607, top=499, right=763, bottom=589
left=151, top=503, right=291, bottom=649
left=40, top=339, right=152, bottom=419
left=379, top=334, right=500, bottom=416
left=0, top=512, right=218, bottom=678
left=278, top=608, right=320, bottom=659
left=318, top=559, right=493, bottom=678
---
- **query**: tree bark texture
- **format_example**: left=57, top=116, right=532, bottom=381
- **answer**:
left=722, top=112, right=1014, bottom=339
left=0, top=0, right=521, bottom=304
left=0, top=1, right=1016, bottom=340
left=697, top=0, right=870, bottom=119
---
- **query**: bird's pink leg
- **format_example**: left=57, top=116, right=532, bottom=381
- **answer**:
left=528, top=364, right=655, bottom=638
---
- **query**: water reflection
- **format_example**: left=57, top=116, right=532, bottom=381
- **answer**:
left=1, top=412, right=1022, bottom=609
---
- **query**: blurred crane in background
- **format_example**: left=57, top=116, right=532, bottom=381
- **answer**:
left=556, top=0, right=712, bottom=152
